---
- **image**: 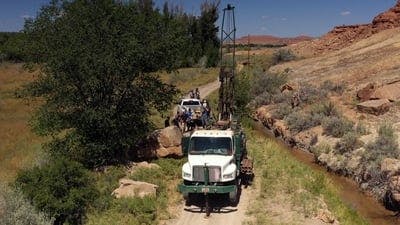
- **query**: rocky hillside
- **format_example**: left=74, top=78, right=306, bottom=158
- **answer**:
left=292, top=0, right=400, bottom=56
left=236, top=35, right=313, bottom=45
left=256, top=4, right=400, bottom=215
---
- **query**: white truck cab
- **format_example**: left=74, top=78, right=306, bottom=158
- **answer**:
left=181, top=129, right=237, bottom=184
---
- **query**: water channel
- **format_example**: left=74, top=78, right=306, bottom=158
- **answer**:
left=253, top=122, right=398, bottom=225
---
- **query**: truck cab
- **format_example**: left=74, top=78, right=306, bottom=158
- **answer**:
left=178, top=129, right=246, bottom=205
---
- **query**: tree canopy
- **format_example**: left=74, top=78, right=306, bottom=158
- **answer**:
left=23, top=0, right=220, bottom=168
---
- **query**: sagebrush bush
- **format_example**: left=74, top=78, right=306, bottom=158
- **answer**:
left=272, top=91, right=292, bottom=104
left=299, top=83, right=328, bottom=104
left=321, top=80, right=345, bottom=94
left=285, top=111, right=319, bottom=132
left=335, top=132, right=362, bottom=154
left=272, top=49, right=296, bottom=64
left=322, top=116, right=354, bottom=138
left=251, top=71, right=287, bottom=97
left=310, top=142, right=332, bottom=158
left=311, top=101, right=339, bottom=117
left=273, top=103, right=293, bottom=120
left=355, top=121, right=369, bottom=136
left=0, top=182, right=53, bottom=225
left=363, top=124, right=399, bottom=164
left=253, top=92, right=273, bottom=107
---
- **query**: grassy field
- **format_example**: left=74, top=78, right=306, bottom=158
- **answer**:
left=0, top=63, right=45, bottom=182
left=0, top=63, right=218, bottom=182
left=244, top=123, right=369, bottom=225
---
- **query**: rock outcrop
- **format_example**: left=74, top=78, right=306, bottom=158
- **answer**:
left=356, top=99, right=391, bottom=116
left=136, top=126, right=183, bottom=159
left=112, top=178, right=158, bottom=198
left=292, top=0, right=400, bottom=55
left=371, top=82, right=400, bottom=102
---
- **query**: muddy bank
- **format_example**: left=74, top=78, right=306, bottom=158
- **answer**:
left=253, top=112, right=399, bottom=225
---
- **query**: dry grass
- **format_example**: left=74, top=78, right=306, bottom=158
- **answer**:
left=0, top=63, right=45, bottom=182
left=159, top=67, right=218, bottom=95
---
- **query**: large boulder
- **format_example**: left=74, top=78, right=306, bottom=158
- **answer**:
left=112, top=178, right=158, bottom=199
left=156, top=126, right=182, bottom=148
left=136, top=126, right=183, bottom=159
left=356, top=99, right=391, bottom=115
left=357, top=83, right=376, bottom=102
left=371, top=82, right=400, bottom=102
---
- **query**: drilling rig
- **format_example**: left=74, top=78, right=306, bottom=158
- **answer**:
left=178, top=4, right=253, bottom=217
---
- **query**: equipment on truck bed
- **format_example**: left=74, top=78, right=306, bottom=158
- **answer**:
left=178, top=4, right=253, bottom=217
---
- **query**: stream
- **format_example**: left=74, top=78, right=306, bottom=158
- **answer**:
left=253, top=122, right=398, bottom=225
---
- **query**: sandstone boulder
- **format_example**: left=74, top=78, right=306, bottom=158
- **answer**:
left=356, top=83, right=376, bottom=102
left=381, top=158, right=400, bottom=176
left=112, top=178, right=158, bottom=199
left=156, top=126, right=182, bottom=148
left=156, top=146, right=182, bottom=158
left=371, top=82, right=400, bottom=102
left=356, top=99, right=391, bottom=115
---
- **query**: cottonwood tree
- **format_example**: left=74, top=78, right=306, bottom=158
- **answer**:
left=23, top=0, right=186, bottom=167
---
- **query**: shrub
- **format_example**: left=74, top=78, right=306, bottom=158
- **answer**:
left=272, top=49, right=296, bottom=65
left=364, top=124, right=399, bottom=164
left=285, top=111, right=319, bottom=132
left=321, top=80, right=345, bottom=95
left=273, top=103, right=293, bottom=120
left=311, top=142, right=332, bottom=158
left=253, top=92, right=273, bottom=107
left=334, top=132, right=362, bottom=154
left=355, top=121, right=369, bottom=136
left=322, top=116, right=354, bottom=138
left=251, top=71, right=287, bottom=97
left=0, top=182, right=53, bottom=225
left=16, top=158, right=98, bottom=225
left=272, top=91, right=292, bottom=104
left=310, top=101, right=339, bottom=117
left=298, top=83, right=328, bottom=104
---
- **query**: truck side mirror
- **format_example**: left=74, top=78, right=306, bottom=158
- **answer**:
left=181, top=136, right=190, bottom=156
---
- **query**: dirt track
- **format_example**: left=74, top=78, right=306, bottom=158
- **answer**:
left=165, top=186, right=252, bottom=225
left=166, top=79, right=252, bottom=225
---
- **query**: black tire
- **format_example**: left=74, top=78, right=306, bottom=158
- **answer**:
left=205, top=195, right=211, bottom=217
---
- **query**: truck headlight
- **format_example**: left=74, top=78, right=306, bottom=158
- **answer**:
left=223, top=172, right=235, bottom=179
left=183, top=172, right=191, bottom=178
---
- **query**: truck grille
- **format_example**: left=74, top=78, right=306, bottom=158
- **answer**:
left=192, top=166, right=221, bottom=182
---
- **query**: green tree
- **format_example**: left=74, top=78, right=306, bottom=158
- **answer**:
left=23, top=0, right=184, bottom=167
left=16, top=158, right=98, bottom=225
left=199, top=1, right=220, bottom=67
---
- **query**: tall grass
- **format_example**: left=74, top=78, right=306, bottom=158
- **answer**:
left=245, top=126, right=369, bottom=225
left=0, top=63, right=46, bottom=182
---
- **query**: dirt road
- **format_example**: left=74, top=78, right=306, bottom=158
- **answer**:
left=166, top=79, right=252, bottom=225
left=165, top=183, right=253, bottom=225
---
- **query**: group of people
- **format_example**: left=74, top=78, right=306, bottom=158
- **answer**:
left=189, top=88, right=200, bottom=99
left=169, top=99, right=212, bottom=132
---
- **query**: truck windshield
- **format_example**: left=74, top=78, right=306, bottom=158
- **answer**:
left=182, top=100, right=200, bottom=106
left=189, top=137, right=232, bottom=155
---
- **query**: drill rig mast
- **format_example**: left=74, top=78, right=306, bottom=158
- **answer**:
left=218, top=4, right=236, bottom=123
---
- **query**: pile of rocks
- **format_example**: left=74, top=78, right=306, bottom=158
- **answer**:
left=356, top=81, right=400, bottom=115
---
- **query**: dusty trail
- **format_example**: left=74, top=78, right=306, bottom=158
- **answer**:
left=165, top=187, right=252, bottom=225
left=166, top=78, right=252, bottom=225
